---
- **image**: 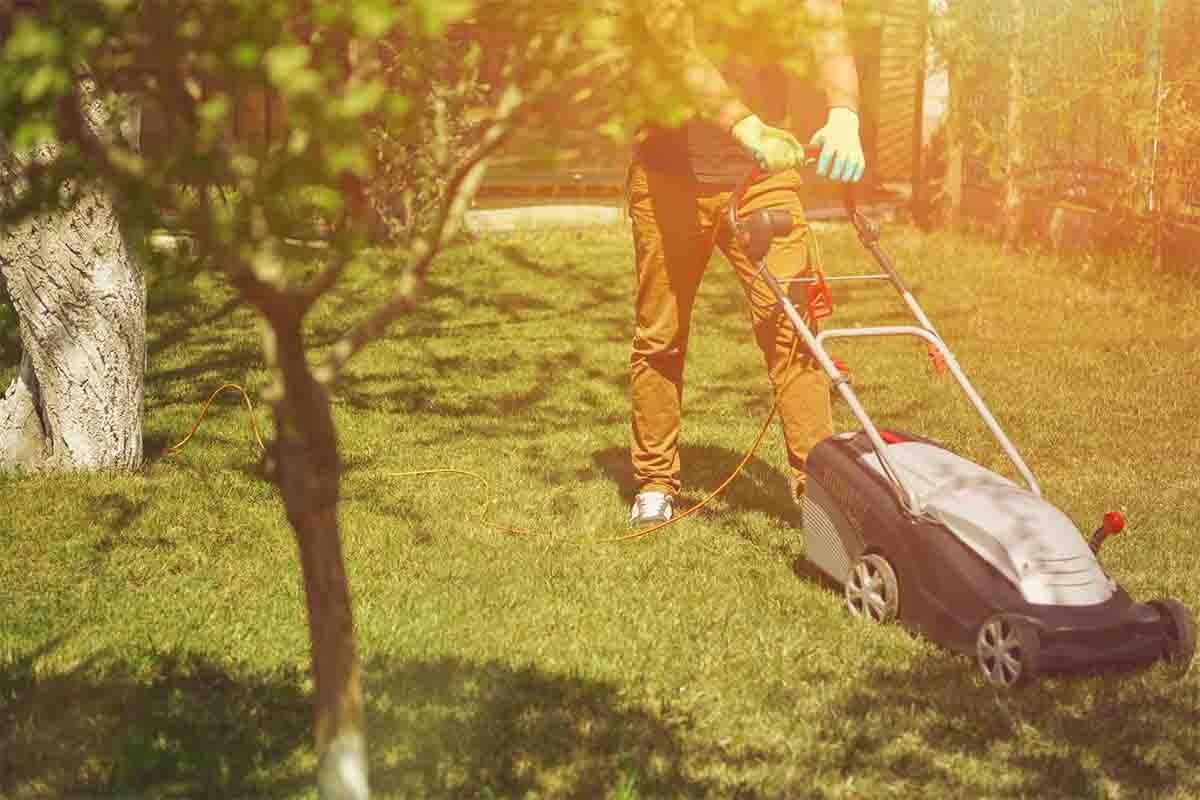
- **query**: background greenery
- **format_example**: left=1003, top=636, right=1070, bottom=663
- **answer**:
left=2, top=221, right=1198, bottom=798
left=935, top=0, right=1200, bottom=218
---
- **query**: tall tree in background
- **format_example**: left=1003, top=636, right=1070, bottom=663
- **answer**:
left=929, top=0, right=1189, bottom=249
left=928, top=0, right=964, bottom=227
left=1001, top=0, right=1025, bottom=251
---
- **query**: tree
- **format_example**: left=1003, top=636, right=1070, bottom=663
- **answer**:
left=927, top=0, right=965, bottom=227
left=1000, top=0, right=1024, bottom=252
left=930, top=0, right=1195, bottom=252
left=0, top=32, right=144, bottom=470
left=0, top=2, right=824, bottom=795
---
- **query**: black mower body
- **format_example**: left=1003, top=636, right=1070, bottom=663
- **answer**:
left=803, top=430, right=1180, bottom=674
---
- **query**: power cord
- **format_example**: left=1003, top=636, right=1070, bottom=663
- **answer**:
left=165, top=383, right=266, bottom=455
left=164, top=209, right=827, bottom=543
left=162, top=335, right=807, bottom=544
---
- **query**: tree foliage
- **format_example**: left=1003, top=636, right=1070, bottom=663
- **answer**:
left=931, top=0, right=1198, bottom=226
left=0, top=1, right=833, bottom=795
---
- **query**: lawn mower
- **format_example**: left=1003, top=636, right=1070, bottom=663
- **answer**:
left=727, top=158, right=1197, bottom=688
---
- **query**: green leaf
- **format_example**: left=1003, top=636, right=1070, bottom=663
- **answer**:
left=177, top=18, right=202, bottom=40
left=350, top=0, right=400, bottom=38
left=5, top=18, right=63, bottom=60
left=287, top=128, right=311, bottom=156
left=302, top=185, right=343, bottom=213
left=21, top=63, right=68, bottom=103
left=383, top=94, right=411, bottom=117
left=336, top=79, right=387, bottom=118
left=232, top=154, right=259, bottom=178
left=231, top=42, right=260, bottom=68
left=11, top=119, right=57, bottom=154
left=327, top=145, right=370, bottom=177
left=264, top=44, right=322, bottom=96
left=415, top=0, right=473, bottom=35
left=82, top=26, right=106, bottom=49
left=197, top=95, right=229, bottom=124
left=264, top=44, right=312, bottom=83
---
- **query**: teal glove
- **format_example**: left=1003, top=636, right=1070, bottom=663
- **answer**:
left=731, top=114, right=805, bottom=173
left=809, top=107, right=866, bottom=183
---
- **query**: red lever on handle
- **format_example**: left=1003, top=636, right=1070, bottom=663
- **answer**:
left=927, top=344, right=946, bottom=374
left=806, top=272, right=833, bottom=320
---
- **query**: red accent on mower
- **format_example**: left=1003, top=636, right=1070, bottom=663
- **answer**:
left=1089, top=511, right=1126, bottom=554
left=807, top=271, right=833, bottom=320
left=927, top=343, right=946, bottom=374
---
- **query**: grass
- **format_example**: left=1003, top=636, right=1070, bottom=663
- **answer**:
left=2, top=220, right=1200, bottom=799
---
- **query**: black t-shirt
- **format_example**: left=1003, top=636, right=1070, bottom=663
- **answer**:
left=636, top=61, right=792, bottom=185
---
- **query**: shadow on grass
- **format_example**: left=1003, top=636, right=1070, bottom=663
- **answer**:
left=363, top=655, right=737, bottom=798
left=5, top=633, right=1197, bottom=798
left=144, top=333, right=265, bottom=412
left=145, top=295, right=242, bottom=361
left=813, top=647, right=1200, bottom=798
left=368, top=643, right=1200, bottom=799
left=591, top=444, right=798, bottom=525
left=1, top=645, right=743, bottom=799
left=0, top=642, right=312, bottom=799
left=91, top=492, right=152, bottom=537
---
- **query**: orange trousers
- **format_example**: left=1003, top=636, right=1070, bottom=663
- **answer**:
left=627, top=160, right=833, bottom=501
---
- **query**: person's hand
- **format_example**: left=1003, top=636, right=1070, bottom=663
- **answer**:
left=809, top=107, right=865, bottom=183
left=731, top=114, right=805, bottom=173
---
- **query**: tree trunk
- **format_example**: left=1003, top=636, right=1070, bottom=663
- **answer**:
left=0, top=85, right=145, bottom=472
left=266, top=315, right=368, bottom=800
left=1001, top=0, right=1026, bottom=251
left=941, top=62, right=964, bottom=228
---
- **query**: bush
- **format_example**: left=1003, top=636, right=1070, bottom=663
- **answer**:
left=364, top=31, right=487, bottom=246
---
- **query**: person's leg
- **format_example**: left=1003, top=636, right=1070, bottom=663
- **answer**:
left=711, top=170, right=833, bottom=502
left=628, top=162, right=716, bottom=499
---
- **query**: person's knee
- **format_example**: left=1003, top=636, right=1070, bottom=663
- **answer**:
left=631, top=336, right=687, bottom=376
left=751, top=315, right=818, bottom=371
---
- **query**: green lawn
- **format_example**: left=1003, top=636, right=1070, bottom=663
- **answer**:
left=2, top=220, right=1199, bottom=799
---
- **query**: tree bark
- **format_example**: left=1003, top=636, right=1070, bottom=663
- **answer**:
left=0, top=84, right=145, bottom=472
left=1001, top=0, right=1026, bottom=251
left=940, top=62, right=964, bottom=228
left=264, top=313, right=367, bottom=800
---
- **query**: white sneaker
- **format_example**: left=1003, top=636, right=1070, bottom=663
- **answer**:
left=629, top=491, right=674, bottom=528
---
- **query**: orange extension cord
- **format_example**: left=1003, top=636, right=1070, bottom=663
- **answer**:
left=163, top=338, right=797, bottom=544
left=165, top=383, right=266, bottom=455
left=166, top=208, right=824, bottom=542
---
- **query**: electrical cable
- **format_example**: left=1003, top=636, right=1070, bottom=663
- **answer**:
left=164, top=382, right=266, bottom=455
left=164, top=332, right=812, bottom=546
left=384, top=468, right=535, bottom=538
left=594, top=335, right=800, bottom=543
left=162, top=367, right=791, bottom=544
left=164, top=202, right=828, bottom=544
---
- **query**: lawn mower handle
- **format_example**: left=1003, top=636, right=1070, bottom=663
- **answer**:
left=726, top=158, right=1044, bottom=515
left=726, top=145, right=858, bottom=237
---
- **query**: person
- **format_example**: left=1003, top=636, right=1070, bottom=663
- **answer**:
left=627, top=0, right=866, bottom=527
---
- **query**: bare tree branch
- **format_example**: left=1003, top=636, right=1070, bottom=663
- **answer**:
left=313, top=101, right=521, bottom=384
left=297, top=245, right=353, bottom=314
left=308, top=41, right=625, bottom=385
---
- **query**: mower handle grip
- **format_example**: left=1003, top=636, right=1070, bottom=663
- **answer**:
left=728, top=145, right=857, bottom=233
